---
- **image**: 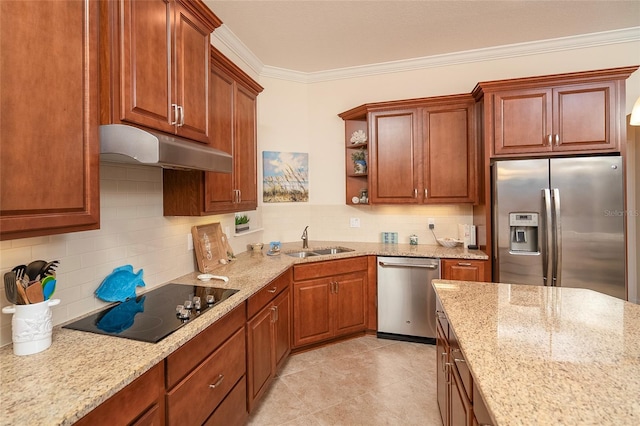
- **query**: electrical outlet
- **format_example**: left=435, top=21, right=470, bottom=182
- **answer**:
left=187, top=233, right=194, bottom=251
left=429, top=223, right=435, bottom=230
left=428, top=218, right=435, bottom=230
left=350, top=217, right=361, bottom=228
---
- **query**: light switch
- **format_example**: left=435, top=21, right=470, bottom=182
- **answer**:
left=350, top=217, right=361, bottom=228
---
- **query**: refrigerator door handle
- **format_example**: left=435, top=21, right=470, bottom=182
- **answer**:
left=542, top=189, right=553, bottom=285
left=552, top=188, right=562, bottom=287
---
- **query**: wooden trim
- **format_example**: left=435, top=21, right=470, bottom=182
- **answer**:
left=210, top=45, right=264, bottom=95
left=339, top=93, right=474, bottom=119
left=473, top=65, right=639, bottom=94
left=176, top=0, right=222, bottom=32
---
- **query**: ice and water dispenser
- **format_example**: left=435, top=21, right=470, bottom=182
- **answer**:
left=509, top=213, right=538, bottom=253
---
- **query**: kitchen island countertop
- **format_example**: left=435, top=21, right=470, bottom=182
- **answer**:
left=0, top=242, right=486, bottom=425
left=433, top=279, right=640, bottom=425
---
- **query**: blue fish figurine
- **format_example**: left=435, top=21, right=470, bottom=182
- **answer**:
left=95, top=265, right=145, bottom=302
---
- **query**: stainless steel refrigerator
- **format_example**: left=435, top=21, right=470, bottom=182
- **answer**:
left=493, top=156, right=626, bottom=299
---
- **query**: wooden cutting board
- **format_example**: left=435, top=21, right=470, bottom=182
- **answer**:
left=191, top=223, right=235, bottom=273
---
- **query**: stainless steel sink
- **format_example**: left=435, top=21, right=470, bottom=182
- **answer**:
left=285, top=251, right=319, bottom=258
left=312, top=247, right=355, bottom=255
left=285, top=246, right=354, bottom=258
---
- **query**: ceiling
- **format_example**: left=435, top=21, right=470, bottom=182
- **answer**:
left=204, top=0, right=640, bottom=73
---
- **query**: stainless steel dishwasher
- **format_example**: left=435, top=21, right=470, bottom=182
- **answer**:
left=377, top=256, right=440, bottom=344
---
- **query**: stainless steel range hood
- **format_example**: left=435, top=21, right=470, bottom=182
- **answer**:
left=99, top=124, right=232, bottom=173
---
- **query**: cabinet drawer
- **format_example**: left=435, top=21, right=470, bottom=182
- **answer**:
left=204, top=376, right=248, bottom=426
left=247, top=268, right=291, bottom=318
left=166, top=303, right=245, bottom=389
left=166, top=328, right=246, bottom=425
left=75, top=363, right=164, bottom=426
left=449, top=327, right=472, bottom=402
left=294, top=256, right=368, bottom=281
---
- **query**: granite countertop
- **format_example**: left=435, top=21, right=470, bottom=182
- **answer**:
left=0, top=241, right=486, bottom=425
left=432, top=279, right=640, bottom=425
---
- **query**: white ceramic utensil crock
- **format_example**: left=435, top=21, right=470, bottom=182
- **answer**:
left=2, top=298, right=60, bottom=356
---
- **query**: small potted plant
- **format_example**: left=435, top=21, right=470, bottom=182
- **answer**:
left=351, top=149, right=367, bottom=174
left=235, top=214, right=250, bottom=233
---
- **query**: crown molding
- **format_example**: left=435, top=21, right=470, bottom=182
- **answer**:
left=216, top=26, right=640, bottom=84
left=211, top=25, right=265, bottom=76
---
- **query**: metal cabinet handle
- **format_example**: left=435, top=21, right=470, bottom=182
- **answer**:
left=445, top=362, right=452, bottom=385
left=547, top=134, right=552, bottom=146
left=238, top=190, right=241, bottom=203
left=457, top=262, right=472, bottom=266
left=209, top=374, right=224, bottom=389
left=177, top=105, right=184, bottom=127
left=440, top=352, right=448, bottom=373
left=274, top=305, right=279, bottom=322
left=170, top=104, right=179, bottom=125
left=414, top=188, right=418, bottom=198
left=267, top=287, right=277, bottom=293
left=335, top=281, right=339, bottom=293
left=379, top=261, right=438, bottom=269
left=424, top=189, right=428, bottom=198
left=554, top=134, right=559, bottom=146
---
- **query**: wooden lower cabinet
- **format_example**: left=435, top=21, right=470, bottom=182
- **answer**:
left=246, top=269, right=292, bottom=412
left=292, top=257, right=368, bottom=349
left=75, top=363, right=165, bottom=426
left=442, top=259, right=487, bottom=282
left=165, top=303, right=247, bottom=425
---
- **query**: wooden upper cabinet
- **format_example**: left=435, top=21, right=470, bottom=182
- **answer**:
left=101, top=0, right=220, bottom=144
left=163, top=46, right=263, bottom=216
left=423, top=101, right=476, bottom=203
left=369, top=109, right=421, bottom=204
left=204, top=46, right=262, bottom=214
left=342, top=94, right=477, bottom=206
left=0, top=0, right=100, bottom=240
left=475, top=66, right=638, bottom=158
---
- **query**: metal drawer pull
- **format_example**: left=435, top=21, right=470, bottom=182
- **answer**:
left=554, top=134, right=560, bottom=146
left=209, top=374, right=224, bottom=389
left=454, top=358, right=466, bottom=363
left=457, top=262, right=472, bottom=266
left=267, top=287, right=277, bottom=293
left=547, top=134, right=552, bottom=145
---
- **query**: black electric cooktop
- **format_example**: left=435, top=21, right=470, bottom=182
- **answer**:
left=63, top=284, right=239, bottom=343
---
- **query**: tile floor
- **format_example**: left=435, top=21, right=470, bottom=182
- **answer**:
left=247, top=335, right=442, bottom=425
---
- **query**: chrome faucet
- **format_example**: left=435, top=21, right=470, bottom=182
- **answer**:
left=301, top=226, right=309, bottom=249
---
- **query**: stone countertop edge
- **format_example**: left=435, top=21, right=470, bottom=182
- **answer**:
left=432, top=279, right=640, bottom=426
left=0, top=241, right=486, bottom=425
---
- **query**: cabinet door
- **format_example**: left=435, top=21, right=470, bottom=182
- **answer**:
left=205, top=63, right=236, bottom=212
left=0, top=0, right=100, bottom=240
left=442, top=259, right=486, bottom=282
left=423, top=103, right=476, bottom=203
left=273, top=288, right=291, bottom=370
left=451, top=365, right=473, bottom=426
left=369, top=109, right=421, bottom=204
left=247, top=304, right=275, bottom=408
left=234, top=84, right=259, bottom=211
left=492, top=88, right=553, bottom=156
left=119, top=0, right=174, bottom=134
left=436, top=322, right=449, bottom=426
left=173, top=0, right=211, bottom=143
left=333, top=271, right=367, bottom=337
left=552, top=82, right=617, bottom=152
left=292, top=278, right=333, bottom=348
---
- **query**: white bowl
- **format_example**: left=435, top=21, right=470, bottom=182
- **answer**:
left=437, top=238, right=461, bottom=248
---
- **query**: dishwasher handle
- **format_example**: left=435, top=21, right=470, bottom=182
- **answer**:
left=378, top=261, right=438, bottom=269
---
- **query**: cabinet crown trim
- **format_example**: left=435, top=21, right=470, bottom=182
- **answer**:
left=471, top=65, right=639, bottom=99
